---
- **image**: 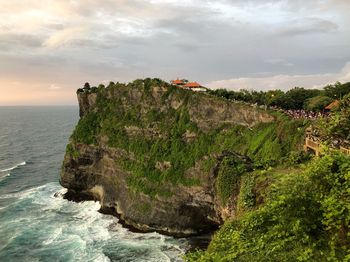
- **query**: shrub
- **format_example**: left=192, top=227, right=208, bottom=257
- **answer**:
left=304, top=95, right=332, bottom=112
left=286, top=151, right=312, bottom=166
left=317, top=93, right=350, bottom=140
left=66, top=143, right=79, bottom=158
left=186, top=153, right=350, bottom=261
left=71, top=111, right=99, bottom=144
left=237, top=173, right=256, bottom=211
left=308, top=153, right=350, bottom=255
left=216, top=154, right=251, bottom=205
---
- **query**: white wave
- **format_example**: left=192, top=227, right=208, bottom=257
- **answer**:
left=0, top=205, right=8, bottom=210
left=0, top=173, right=10, bottom=182
left=0, top=161, right=26, bottom=172
left=50, top=188, right=67, bottom=199
left=90, top=254, right=111, bottom=262
left=0, top=233, right=20, bottom=253
left=0, top=181, right=187, bottom=261
left=42, top=227, right=63, bottom=245
left=0, top=184, right=46, bottom=199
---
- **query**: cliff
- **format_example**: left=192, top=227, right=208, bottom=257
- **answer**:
left=61, top=79, right=305, bottom=236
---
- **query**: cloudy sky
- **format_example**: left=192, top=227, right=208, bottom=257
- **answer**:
left=0, top=0, right=350, bottom=105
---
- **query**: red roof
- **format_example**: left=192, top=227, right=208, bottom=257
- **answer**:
left=325, top=100, right=340, bottom=110
left=184, top=82, right=202, bottom=88
left=171, top=79, right=184, bottom=85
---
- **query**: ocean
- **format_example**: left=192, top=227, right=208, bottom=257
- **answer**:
left=0, top=106, right=188, bottom=262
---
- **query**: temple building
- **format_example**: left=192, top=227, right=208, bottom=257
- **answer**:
left=170, top=79, right=185, bottom=86
left=325, top=100, right=340, bottom=111
left=170, top=79, right=207, bottom=92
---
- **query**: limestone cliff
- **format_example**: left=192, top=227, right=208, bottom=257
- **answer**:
left=61, top=79, right=279, bottom=236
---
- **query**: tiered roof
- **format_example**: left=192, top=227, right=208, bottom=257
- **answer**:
left=325, top=100, right=340, bottom=110
left=184, top=82, right=202, bottom=88
left=171, top=79, right=185, bottom=85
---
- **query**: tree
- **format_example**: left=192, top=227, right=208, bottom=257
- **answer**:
left=324, top=82, right=350, bottom=99
left=83, top=82, right=90, bottom=90
left=264, top=90, right=285, bottom=106
left=304, top=95, right=332, bottom=112
left=279, top=87, right=321, bottom=110
left=107, top=81, right=115, bottom=88
left=319, top=93, right=350, bottom=140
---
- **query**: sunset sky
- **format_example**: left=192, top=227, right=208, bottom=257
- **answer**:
left=1, top=0, right=350, bottom=105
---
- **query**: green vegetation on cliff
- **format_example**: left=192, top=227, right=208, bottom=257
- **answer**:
left=70, top=79, right=307, bottom=197
left=216, top=153, right=252, bottom=206
left=187, top=152, right=350, bottom=261
left=186, top=93, right=350, bottom=261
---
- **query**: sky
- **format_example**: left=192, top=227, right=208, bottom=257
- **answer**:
left=0, top=0, right=350, bottom=105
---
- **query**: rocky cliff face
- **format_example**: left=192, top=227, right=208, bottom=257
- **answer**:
left=61, top=144, right=221, bottom=236
left=61, top=80, right=275, bottom=236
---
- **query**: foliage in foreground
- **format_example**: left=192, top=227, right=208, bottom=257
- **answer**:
left=186, top=153, right=350, bottom=261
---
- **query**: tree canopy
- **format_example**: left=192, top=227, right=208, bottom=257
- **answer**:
left=208, top=82, right=350, bottom=111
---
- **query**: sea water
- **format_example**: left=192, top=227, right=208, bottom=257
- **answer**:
left=0, top=107, right=188, bottom=262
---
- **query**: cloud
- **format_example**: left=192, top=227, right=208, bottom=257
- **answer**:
left=0, top=0, right=350, bottom=105
left=48, top=84, right=62, bottom=90
left=278, top=17, right=338, bottom=36
left=0, top=33, right=42, bottom=49
left=265, top=58, right=294, bottom=67
left=207, top=62, right=350, bottom=91
left=43, top=27, right=88, bottom=48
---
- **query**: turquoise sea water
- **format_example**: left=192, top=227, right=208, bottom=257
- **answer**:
left=0, top=107, right=187, bottom=262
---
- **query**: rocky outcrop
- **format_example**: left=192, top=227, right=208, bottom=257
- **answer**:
left=186, top=94, right=273, bottom=131
left=61, top=81, right=275, bottom=237
left=78, top=92, right=97, bottom=117
left=61, top=144, right=222, bottom=236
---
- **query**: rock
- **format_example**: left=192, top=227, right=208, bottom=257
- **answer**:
left=78, top=92, right=97, bottom=117
left=61, top=144, right=221, bottom=236
left=155, top=161, right=172, bottom=171
left=183, top=130, right=197, bottom=143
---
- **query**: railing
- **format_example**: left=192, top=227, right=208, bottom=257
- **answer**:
left=305, top=138, right=319, bottom=149
left=340, top=146, right=350, bottom=155
left=304, top=137, right=321, bottom=156
left=304, top=136, right=350, bottom=156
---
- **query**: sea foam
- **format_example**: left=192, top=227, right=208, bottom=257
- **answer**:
left=0, top=173, right=10, bottom=182
left=0, top=161, right=26, bottom=172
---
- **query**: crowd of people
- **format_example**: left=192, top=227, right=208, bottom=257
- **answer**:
left=212, top=95, right=330, bottom=120
left=251, top=105, right=329, bottom=120
left=278, top=109, right=328, bottom=120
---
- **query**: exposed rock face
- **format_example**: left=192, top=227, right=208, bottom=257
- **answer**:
left=78, top=92, right=97, bottom=117
left=186, top=94, right=273, bottom=131
left=61, top=82, right=274, bottom=236
left=61, top=144, right=221, bottom=236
